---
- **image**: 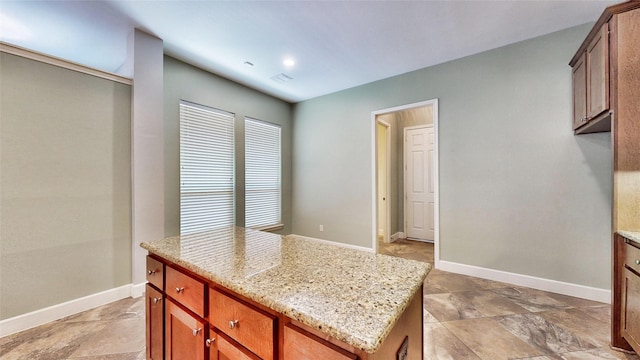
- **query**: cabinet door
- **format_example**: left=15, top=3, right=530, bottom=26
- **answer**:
left=586, top=23, right=609, bottom=120
left=283, top=324, right=358, bottom=360
left=145, top=284, right=164, bottom=360
left=165, top=299, right=205, bottom=360
left=623, top=269, right=640, bottom=353
left=572, top=52, right=587, bottom=130
left=208, top=330, right=260, bottom=360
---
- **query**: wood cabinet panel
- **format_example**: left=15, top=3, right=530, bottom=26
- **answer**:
left=283, top=324, right=358, bottom=360
left=209, top=329, right=261, bottom=360
left=165, top=299, right=205, bottom=360
left=572, top=53, right=588, bottom=130
left=586, top=23, right=609, bottom=119
left=623, top=268, right=640, bottom=353
left=166, top=265, right=205, bottom=317
left=209, top=288, right=275, bottom=360
left=145, top=284, right=164, bottom=360
left=146, top=256, right=164, bottom=290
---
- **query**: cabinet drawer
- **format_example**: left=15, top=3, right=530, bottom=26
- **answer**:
left=146, top=256, right=164, bottom=290
left=624, top=241, right=640, bottom=273
left=166, top=265, right=205, bottom=317
left=209, top=288, right=275, bottom=360
left=283, top=325, right=358, bottom=360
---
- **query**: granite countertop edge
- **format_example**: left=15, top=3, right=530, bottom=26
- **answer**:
left=618, top=230, right=640, bottom=245
left=141, top=237, right=429, bottom=353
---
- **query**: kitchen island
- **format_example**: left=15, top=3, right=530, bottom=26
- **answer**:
left=141, top=227, right=430, bottom=360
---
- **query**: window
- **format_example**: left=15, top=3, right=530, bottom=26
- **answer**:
left=245, top=118, right=281, bottom=229
left=180, top=101, right=235, bottom=235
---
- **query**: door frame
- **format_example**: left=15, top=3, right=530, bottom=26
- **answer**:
left=376, top=119, right=392, bottom=244
left=371, top=99, right=440, bottom=268
left=403, top=124, right=434, bottom=242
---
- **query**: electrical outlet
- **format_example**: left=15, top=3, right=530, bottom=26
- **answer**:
left=319, top=225, right=324, bottom=232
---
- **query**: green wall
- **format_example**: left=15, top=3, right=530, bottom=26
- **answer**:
left=0, top=53, right=132, bottom=319
left=163, top=56, right=293, bottom=237
left=292, top=23, right=613, bottom=290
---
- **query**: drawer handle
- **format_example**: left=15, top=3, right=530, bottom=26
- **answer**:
left=175, top=287, right=185, bottom=293
left=205, top=338, right=215, bottom=347
left=192, top=327, right=201, bottom=337
left=635, top=259, right=640, bottom=265
left=147, top=269, right=157, bottom=275
left=152, top=297, right=162, bottom=304
left=229, top=320, right=239, bottom=329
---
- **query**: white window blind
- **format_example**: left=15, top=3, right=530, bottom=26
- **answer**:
left=180, top=101, right=235, bottom=235
left=245, top=118, right=281, bottom=229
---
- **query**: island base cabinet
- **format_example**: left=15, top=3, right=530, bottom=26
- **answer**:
left=165, top=299, right=206, bottom=360
left=145, top=285, right=164, bottom=360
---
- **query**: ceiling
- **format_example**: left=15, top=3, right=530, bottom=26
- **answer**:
left=0, top=0, right=617, bottom=103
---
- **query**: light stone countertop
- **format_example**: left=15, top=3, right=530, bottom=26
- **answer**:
left=619, top=230, right=640, bottom=245
left=141, top=227, right=430, bottom=353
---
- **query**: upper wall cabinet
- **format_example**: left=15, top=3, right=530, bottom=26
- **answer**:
left=571, top=22, right=610, bottom=133
left=569, top=1, right=640, bottom=135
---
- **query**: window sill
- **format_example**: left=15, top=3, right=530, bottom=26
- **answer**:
left=251, top=224, right=284, bottom=233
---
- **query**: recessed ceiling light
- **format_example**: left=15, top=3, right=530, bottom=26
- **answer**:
left=283, top=58, right=295, bottom=67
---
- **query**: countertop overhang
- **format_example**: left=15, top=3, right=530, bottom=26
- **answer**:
left=619, top=230, right=640, bottom=245
left=141, top=227, right=431, bottom=353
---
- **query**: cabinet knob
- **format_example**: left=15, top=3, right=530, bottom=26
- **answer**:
left=229, top=320, right=239, bottom=329
left=205, top=338, right=215, bottom=347
left=192, top=328, right=202, bottom=337
left=152, top=297, right=162, bottom=304
left=175, top=287, right=184, bottom=293
left=635, top=259, right=640, bottom=266
left=147, top=270, right=156, bottom=275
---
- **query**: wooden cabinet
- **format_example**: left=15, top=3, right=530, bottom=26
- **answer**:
left=621, top=239, right=640, bottom=352
left=209, top=288, right=275, bottom=360
left=208, top=329, right=261, bottom=360
left=165, top=299, right=206, bottom=360
left=586, top=24, right=609, bottom=120
left=572, top=53, right=587, bottom=130
left=145, top=284, right=164, bottom=360
left=283, top=324, right=358, bottom=360
left=166, top=265, right=205, bottom=317
left=570, top=22, right=610, bottom=133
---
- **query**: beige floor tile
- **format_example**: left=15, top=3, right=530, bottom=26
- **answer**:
left=497, top=312, right=596, bottom=354
left=424, top=293, right=484, bottom=321
left=424, top=273, right=488, bottom=294
left=559, top=347, right=640, bottom=359
left=536, top=308, right=610, bottom=348
left=424, top=322, right=482, bottom=360
left=68, top=317, right=145, bottom=358
left=490, top=287, right=574, bottom=313
left=443, top=317, right=544, bottom=360
left=454, top=290, right=529, bottom=317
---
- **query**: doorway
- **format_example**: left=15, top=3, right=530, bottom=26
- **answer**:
left=371, top=99, right=439, bottom=264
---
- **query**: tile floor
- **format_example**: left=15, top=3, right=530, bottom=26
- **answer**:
left=1, top=239, right=638, bottom=359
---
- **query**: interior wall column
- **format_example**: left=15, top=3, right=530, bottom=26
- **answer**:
left=131, top=29, right=164, bottom=290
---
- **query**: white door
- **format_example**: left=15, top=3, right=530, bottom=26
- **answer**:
left=404, top=125, right=434, bottom=241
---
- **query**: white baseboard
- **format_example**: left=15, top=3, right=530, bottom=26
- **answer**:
left=0, top=283, right=142, bottom=338
left=131, top=282, right=147, bottom=298
left=391, top=232, right=405, bottom=241
left=436, top=260, right=611, bottom=304
left=289, top=234, right=374, bottom=253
